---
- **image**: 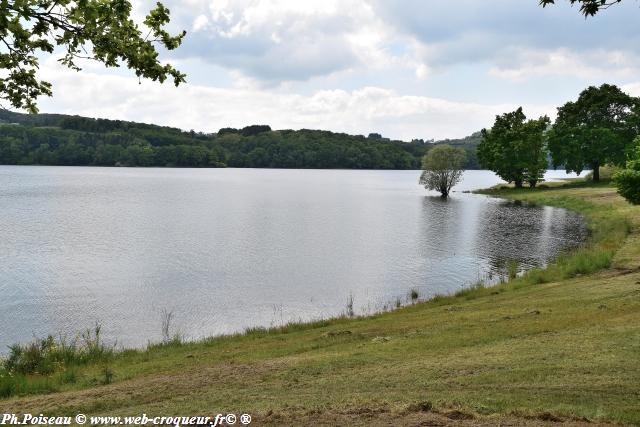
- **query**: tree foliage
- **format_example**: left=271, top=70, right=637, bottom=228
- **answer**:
left=419, top=144, right=466, bottom=198
left=0, top=0, right=186, bottom=113
left=0, top=110, right=486, bottom=169
left=478, top=108, right=551, bottom=188
left=614, top=137, right=640, bottom=204
left=539, top=0, right=624, bottom=16
left=547, top=84, right=638, bottom=181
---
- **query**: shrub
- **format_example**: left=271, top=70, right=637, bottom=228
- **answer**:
left=614, top=139, right=640, bottom=205
left=614, top=169, right=640, bottom=205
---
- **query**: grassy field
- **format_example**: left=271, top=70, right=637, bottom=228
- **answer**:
left=1, top=179, right=639, bottom=426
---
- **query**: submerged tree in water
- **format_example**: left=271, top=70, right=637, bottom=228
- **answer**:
left=419, top=144, right=466, bottom=198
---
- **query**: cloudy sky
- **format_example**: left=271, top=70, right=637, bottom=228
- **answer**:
left=38, top=0, right=640, bottom=140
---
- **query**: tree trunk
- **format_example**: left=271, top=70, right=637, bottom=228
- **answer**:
left=592, top=163, right=600, bottom=181
left=529, top=180, right=537, bottom=188
left=514, top=179, right=523, bottom=188
left=439, top=183, right=449, bottom=198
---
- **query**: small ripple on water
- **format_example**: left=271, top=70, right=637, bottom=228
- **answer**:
left=0, top=167, right=587, bottom=350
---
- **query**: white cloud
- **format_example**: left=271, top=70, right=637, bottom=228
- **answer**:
left=192, top=14, right=209, bottom=32
left=415, top=64, right=430, bottom=79
left=489, top=48, right=640, bottom=81
left=38, top=63, right=555, bottom=140
left=157, top=0, right=403, bottom=83
left=26, top=1, right=640, bottom=141
left=623, top=82, right=640, bottom=97
left=370, top=0, right=640, bottom=81
left=133, top=0, right=640, bottom=87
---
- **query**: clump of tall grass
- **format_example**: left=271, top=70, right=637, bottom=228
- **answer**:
left=4, top=324, right=112, bottom=376
left=101, top=366, right=114, bottom=385
left=507, top=260, right=519, bottom=280
left=453, top=281, right=486, bottom=299
left=517, top=246, right=614, bottom=287
left=161, top=308, right=175, bottom=344
left=345, top=293, right=355, bottom=318
left=146, top=308, right=185, bottom=350
left=0, top=368, right=20, bottom=398
left=0, top=371, right=55, bottom=398
left=409, top=288, right=420, bottom=303
left=0, top=323, right=114, bottom=398
left=241, top=318, right=334, bottom=338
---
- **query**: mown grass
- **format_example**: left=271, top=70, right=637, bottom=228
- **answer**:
left=1, top=178, right=639, bottom=425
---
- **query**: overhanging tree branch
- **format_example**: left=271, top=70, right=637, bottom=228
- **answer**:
left=539, top=0, right=625, bottom=17
left=0, top=0, right=186, bottom=113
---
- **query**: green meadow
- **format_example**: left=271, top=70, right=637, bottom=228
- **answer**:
left=2, top=179, right=639, bottom=426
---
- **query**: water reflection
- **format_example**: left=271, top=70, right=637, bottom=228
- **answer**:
left=475, top=199, right=586, bottom=276
left=416, top=196, right=475, bottom=294
left=415, top=195, right=586, bottom=294
left=0, top=167, right=587, bottom=351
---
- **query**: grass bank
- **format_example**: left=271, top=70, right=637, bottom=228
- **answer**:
left=1, top=179, right=639, bottom=426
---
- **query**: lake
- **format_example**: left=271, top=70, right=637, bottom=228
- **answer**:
left=0, top=167, right=587, bottom=350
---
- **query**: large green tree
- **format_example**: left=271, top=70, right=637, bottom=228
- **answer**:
left=419, top=144, right=466, bottom=198
left=539, top=0, right=623, bottom=16
left=547, top=84, right=637, bottom=181
left=0, top=0, right=186, bottom=113
left=478, top=108, right=551, bottom=188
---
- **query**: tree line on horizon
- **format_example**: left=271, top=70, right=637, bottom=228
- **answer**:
left=478, top=83, right=640, bottom=204
left=0, top=110, right=481, bottom=170
left=0, top=0, right=628, bottom=176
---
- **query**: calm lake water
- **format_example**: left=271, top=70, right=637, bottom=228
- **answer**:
left=0, top=167, right=586, bottom=350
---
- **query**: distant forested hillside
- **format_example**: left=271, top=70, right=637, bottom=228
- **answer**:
left=0, top=110, right=481, bottom=169
left=428, top=132, right=481, bottom=170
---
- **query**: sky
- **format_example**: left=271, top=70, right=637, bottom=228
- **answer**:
left=37, top=0, right=640, bottom=141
